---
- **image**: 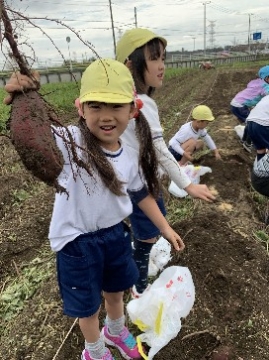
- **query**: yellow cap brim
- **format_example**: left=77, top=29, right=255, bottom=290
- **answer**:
left=80, top=92, right=133, bottom=104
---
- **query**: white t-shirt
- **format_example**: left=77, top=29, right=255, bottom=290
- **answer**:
left=169, top=121, right=217, bottom=155
left=120, top=94, right=191, bottom=189
left=49, top=126, right=145, bottom=252
left=247, top=94, right=269, bottom=126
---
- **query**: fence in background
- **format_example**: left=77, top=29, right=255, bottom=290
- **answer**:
left=1, top=54, right=269, bottom=87
left=0, top=71, right=83, bottom=88
left=165, top=54, right=267, bottom=69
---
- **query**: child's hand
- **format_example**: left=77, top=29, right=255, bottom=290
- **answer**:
left=214, top=149, right=222, bottom=160
left=185, top=183, right=216, bottom=202
left=4, top=71, right=40, bottom=105
left=161, top=226, right=185, bottom=251
left=184, top=151, right=193, bottom=162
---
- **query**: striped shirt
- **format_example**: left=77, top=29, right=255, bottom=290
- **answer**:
left=253, top=153, right=269, bottom=178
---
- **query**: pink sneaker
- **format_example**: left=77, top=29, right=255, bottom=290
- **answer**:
left=130, top=285, right=150, bottom=299
left=101, top=325, right=141, bottom=360
left=81, top=348, right=114, bottom=360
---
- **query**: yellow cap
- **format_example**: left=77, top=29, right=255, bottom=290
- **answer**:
left=116, top=28, right=167, bottom=64
left=79, top=58, right=135, bottom=104
left=192, top=105, right=215, bottom=121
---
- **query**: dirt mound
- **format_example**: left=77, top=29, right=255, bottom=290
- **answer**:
left=155, top=210, right=268, bottom=359
left=1, top=67, right=269, bottom=360
left=153, top=148, right=269, bottom=359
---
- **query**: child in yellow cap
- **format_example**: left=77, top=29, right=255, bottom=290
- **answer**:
left=4, top=59, right=185, bottom=360
left=168, top=105, right=221, bottom=165
left=116, top=28, right=216, bottom=299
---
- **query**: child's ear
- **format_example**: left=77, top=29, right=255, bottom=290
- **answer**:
left=80, top=103, right=86, bottom=119
left=125, top=59, right=132, bottom=72
left=129, top=104, right=136, bottom=119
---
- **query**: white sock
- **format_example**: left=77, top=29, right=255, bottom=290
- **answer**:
left=85, top=336, right=106, bottom=359
left=106, top=315, right=125, bottom=336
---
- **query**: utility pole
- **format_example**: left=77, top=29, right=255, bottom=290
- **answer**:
left=134, top=7, right=138, bottom=27
left=248, top=13, right=253, bottom=54
left=192, top=36, right=196, bottom=52
left=203, top=1, right=211, bottom=58
left=108, top=0, right=116, bottom=58
left=117, top=28, right=123, bottom=41
left=66, top=36, right=72, bottom=71
left=208, top=20, right=216, bottom=49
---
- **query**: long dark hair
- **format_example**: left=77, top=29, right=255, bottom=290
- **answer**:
left=125, top=38, right=166, bottom=197
left=128, top=38, right=166, bottom=96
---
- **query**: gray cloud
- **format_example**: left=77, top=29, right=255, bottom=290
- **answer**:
left=1, top=0, right=269, bottom=68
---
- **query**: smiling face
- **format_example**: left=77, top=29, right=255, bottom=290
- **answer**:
left=83, top=101, right=136, bottom=151
left=144, top=41, right=165, bottom=89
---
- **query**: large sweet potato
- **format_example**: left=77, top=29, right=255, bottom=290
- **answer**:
left=9, top=90, right=64, bottom=186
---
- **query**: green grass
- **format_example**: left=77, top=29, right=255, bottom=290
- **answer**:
left=219, top=59, right=269, bottom=70
left=0, top=251, right=55, bottom=326
left=251, top=189, right=268, bottom=206
left=253, top=229, right=269, bottom=253
left=249, top=185, right=268, bottom=220
left=165, top=194, right=199, bottom=225
left=11, top=189, right=30, bottom=206
left=0, top=88, right=11, bottom=132
left=0, top=82, right=81, bottom=133
left=40, top=82, right=80, bottom=113
left=165, top=67, right=195, bottom=80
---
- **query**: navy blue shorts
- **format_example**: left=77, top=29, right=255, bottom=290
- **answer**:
left=251, top=171, right=269, bottom=197
left=56, top=222, right=139, bottom=318
left=230, top=105, right=250, bottom=123
left=168, top=146, right=183, bottom=161
left=247, top=122, right=269, bottom=150
left=129, top=195, right=166, bottom=240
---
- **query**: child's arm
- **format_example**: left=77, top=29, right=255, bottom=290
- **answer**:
left=137, top=195, right=185, bottom=251
left=201, top=132, right=221, bottom=160
left=139, top=98, right=215, bottom=201
left=154, top=138, right=216, bottom=201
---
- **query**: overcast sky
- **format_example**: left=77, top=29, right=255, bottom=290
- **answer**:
left=2, top=0, right=269, bottom=68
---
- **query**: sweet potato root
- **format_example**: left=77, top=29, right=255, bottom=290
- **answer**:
left=9, top=90, right=64, bottom=186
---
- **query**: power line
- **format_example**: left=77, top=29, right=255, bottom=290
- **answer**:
left=209, top=2, right=269, bottom=23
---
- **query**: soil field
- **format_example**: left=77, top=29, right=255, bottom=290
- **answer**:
left=0, top=66, right=269, bottom=360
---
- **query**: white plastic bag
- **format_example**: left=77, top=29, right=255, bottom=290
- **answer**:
left=148, top=259, right=159, bottom=277
left=148, top=237, right=172, bottom=277
left=234, top=124, right=245, bottom=140
left=168, top=181, right=189, bottom=198
left=127, top=266, right=195, bottom=359
left=168, top=164, right=212, bottom=198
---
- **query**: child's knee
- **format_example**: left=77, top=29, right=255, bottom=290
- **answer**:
left=182, top=138, right=196, bottom=152
left=195, top=139, right=204, bottom=151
